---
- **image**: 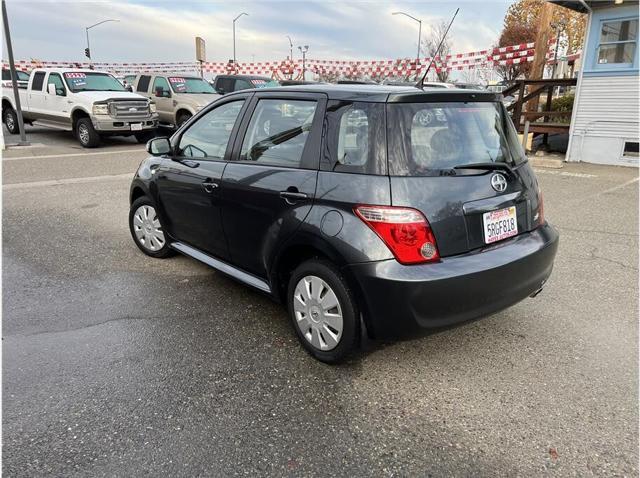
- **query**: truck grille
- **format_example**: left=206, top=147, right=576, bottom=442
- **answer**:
left=108, top=100, right=149, bottom=118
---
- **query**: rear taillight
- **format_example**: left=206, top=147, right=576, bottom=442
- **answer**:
left=537, top=188, right=545, bottom=226
left=355, top=205, right=440, bottom=264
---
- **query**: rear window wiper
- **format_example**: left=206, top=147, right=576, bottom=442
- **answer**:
left=453, top=162, right=514, bottom=175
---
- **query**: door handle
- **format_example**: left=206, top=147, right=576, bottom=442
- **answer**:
left=202, top=179, right=219, bottom=193
left=280, top=190, right=308, bottom=204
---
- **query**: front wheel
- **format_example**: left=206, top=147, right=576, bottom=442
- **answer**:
left=287, top=259, right=360, bottom=363
left=76, top=118, right=101, bottom=148
left=129, top=197, right=174, bottom=258
left=3, top=108, right=19, bottom=134
left=134, top=131, right=155, bottom=143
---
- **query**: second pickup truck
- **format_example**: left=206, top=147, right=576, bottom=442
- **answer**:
left=2, top=68, right=159, bottom=147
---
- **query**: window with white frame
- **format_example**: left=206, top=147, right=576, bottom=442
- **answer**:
left=597, top=18, right=638, bottom=65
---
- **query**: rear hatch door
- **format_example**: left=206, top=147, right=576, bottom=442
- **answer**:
left=386, top=96, right=542, bottom=257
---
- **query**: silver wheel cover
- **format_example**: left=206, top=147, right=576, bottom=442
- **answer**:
left=132, top=205, right=166, bottom=252
left=293, top=275, right=343, bottom=351
left=6, top=112, right=15, bottom=130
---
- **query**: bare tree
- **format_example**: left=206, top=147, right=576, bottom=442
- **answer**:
left=421, top=20, right=452, bottom=82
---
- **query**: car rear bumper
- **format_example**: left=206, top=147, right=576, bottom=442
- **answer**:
left=345, top=223, right=559, bottom=339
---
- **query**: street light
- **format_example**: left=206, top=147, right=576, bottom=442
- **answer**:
left=233, top=12, right=248, bottom=66
left=85, top=19, right=119, bottom=63
left=298, top=45, right=309, bottom=80
left=392, top=11, right=422, bottom=79
left=286, top=35, right=294, bottom=79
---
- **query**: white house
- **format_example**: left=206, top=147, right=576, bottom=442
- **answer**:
left=552, top=0, right=639, bottom=166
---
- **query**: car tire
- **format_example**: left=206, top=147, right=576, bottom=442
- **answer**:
left=176, top=112, right=192, bottom=128
left=3, top=107, right=19, bottom=134
left=76, top=118, right=101, bottom=148
left=134, top=131, right=155, bottom=144
left=129, top=196, right=174, bottom=258
left=287, top=259, right=360, bottom=364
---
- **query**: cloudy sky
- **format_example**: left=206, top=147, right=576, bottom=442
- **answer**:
left=4, top=0, right=512, bottom=63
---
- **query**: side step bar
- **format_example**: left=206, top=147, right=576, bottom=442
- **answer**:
left=171, top=242, right=271, bottom=294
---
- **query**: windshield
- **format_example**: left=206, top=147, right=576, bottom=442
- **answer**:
left=63, top=72, right=125, bottom=92
left=387, top=101, right=526, bottom=176
left=168, top=76, right=216, bottom=94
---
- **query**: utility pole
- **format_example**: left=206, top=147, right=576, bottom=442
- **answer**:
left=298, top=45, right=309, bottom=80
left=2, top=0, right=28, bottom=145
left=233, top=12, right=248, bottom=67
left=286, top=35, right=294, bottom=79
left=392, top=11, right=422, bottom=80
left=530, top=2, right=555, bottom=82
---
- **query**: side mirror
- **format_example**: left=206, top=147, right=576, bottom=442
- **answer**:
left=146, top=137, right=171, bottom=156
left=47, top=83, right=56, bottom=95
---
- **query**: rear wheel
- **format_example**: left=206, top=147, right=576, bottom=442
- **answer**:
left=3, top=107, right=19, bottom=134
left=76, top=118, right=101, bottom=148
left=287, top=259, right=359, bottom=363
left=129, top=197, right=174, bottom=258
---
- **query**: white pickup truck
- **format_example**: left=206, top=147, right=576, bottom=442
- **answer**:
left=2, top=68, right=159, bottom=147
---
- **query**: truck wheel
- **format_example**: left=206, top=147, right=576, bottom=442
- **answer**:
left=134, top=131, right=155, bottom=144
left=3, top=108, right=19, bottom=134
left=176, top=112, right=192, bottom=128
left=287, top=259, right=360, bottom=364
left=76, top=118, right=101, bottom=148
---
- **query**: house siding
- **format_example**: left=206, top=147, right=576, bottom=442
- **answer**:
left=565, top=4, right=639, bottom=166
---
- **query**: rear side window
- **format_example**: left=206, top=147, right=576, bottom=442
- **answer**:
left=321, top=101, right=386, bottom=175
left=136, top=75, right=151, bottom=93
left=387, top=102, right=526, bottom=176
left=239, top=99, right=317, bottom=168
left=31, top=72, right=45, bottom=91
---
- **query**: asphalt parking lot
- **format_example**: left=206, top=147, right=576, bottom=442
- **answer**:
left=3, top=125, right=638, bottom=476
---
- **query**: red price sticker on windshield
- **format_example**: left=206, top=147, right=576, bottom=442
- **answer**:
left=65, top=72, right=86, bottom=79
left=250, top=79, right=266, bottom=85
left=168, top=77, right=186, bottom=83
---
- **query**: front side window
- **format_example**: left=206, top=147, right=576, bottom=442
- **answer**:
left=177, top=100, right=244, bottom=159
left=233, top=79, right=253, bottom=91
left=322, top=100, right=386, bottom=174
left=387, top=102, right=526, bottom=176
left=47, top=73, right=65, bottom=95
left=152, top=76, right=171, bottom=97
left=239, top=99, right=317, bottom=168
left=597, top=19, right=638, bottom=65
left=63, top=72, right=125, bottom=92
left=31, top=72, right=45, bottom=91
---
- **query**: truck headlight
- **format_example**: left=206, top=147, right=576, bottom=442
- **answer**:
left=149, top=102, right=157, bottom=113
left=92, top=104, right=109, bottom=115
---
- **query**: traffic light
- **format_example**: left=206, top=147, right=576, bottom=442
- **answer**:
left=84, top=48, right=91, bottom=59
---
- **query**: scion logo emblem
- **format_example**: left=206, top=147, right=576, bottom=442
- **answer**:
left=491, top=173, right=508, bottom=192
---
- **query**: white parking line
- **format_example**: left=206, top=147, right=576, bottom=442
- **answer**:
left=600, top=176, right=640, bottom=195
left=2, top=148, right=145, bottom=161
left=3, top=173, right=133, bottom=190
left=533, top=168, right=598, bottom=178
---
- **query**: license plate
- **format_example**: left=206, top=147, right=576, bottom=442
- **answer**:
left=483, top=206, right=518, bottom=244
left=130, top=123, right=143, bottom=131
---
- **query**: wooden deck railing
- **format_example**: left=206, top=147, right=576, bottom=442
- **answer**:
left=503, top=78, right=577, bottom=135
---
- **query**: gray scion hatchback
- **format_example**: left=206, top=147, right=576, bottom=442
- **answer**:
left=129, top=84, right=559, bottom=363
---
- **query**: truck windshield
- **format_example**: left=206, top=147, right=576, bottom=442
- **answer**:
left=63, top=72, right=125, bottom=92
left=387, top=101, right=526, bottom=176
left=168, top=77, right=216, bottom=94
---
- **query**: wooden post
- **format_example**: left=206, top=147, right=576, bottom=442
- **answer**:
left=528, top=2, right=556, bottom=112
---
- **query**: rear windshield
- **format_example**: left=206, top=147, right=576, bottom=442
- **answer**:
left=387, top=102, right=526, bottom=176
